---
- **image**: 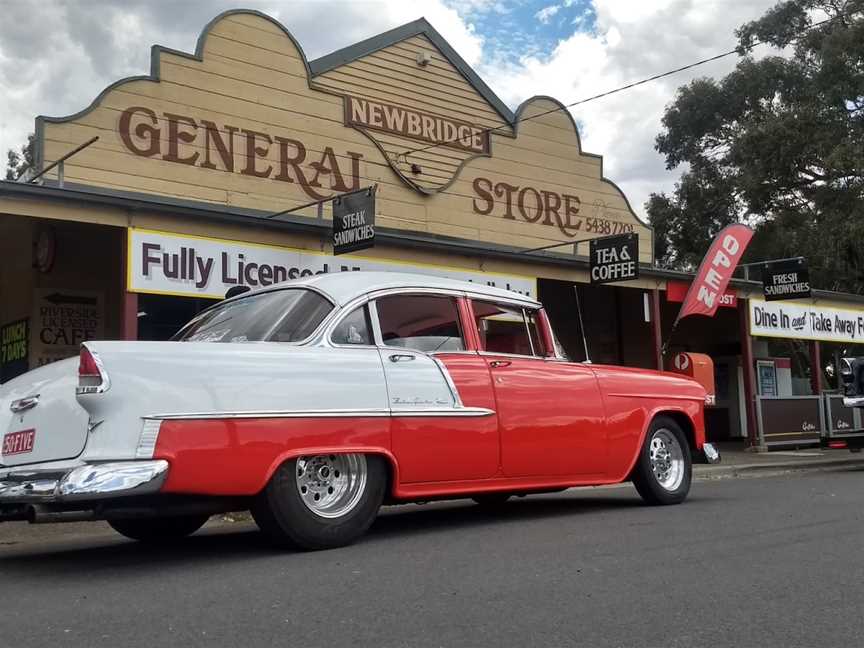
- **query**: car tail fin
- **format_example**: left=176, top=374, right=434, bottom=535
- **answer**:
left=77, top=344, right=110, bottom=395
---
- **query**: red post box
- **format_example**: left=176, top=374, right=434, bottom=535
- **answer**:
left=668, top=352, right=716, bottom=405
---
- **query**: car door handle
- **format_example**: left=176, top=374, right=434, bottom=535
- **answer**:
left=489, top=360, right=511, bottom=368
left=10, top=395, right=39, bottom=413
left=388, top=354, right=415, bottom=363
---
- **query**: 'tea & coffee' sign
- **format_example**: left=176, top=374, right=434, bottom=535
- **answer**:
left=332, top=189, right=376, bottom=256
left=589, top=233, right=639, bottom=284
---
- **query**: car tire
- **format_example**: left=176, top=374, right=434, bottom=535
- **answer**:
left=252, top=453, right=387, bottom=551
left=107, top=514, right=210, bottom=542
left=472, top=493, right=512, bottom=508
left=631, top=416, right=692, bottom=505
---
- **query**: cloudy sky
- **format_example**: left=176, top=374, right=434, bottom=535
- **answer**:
left=0, top=0, right=778, bottom=214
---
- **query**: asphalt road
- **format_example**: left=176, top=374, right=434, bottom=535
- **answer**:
left=1, top=468, right=862, bottom=648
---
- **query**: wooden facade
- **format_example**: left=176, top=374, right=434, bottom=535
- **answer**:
left=37, top=9, right=653, bottom=263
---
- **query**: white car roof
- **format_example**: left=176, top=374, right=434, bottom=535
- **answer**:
left=252, top=271, right=540, bottom=307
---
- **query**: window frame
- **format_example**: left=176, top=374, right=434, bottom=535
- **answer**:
left=327, top=302, right=376, bottom=348
left=371, top=291, right=468, bottom=354
left=469, top=298, right=549, bottom=359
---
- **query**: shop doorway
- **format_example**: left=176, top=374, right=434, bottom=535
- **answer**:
left=538, top=278, right=655, bottom=368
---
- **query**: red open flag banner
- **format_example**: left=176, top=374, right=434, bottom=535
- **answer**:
left=675, top=223, right=754, bottom=324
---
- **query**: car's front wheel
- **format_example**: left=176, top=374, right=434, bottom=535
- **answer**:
left=107, top=514, right=210, bottom=542
left=252, top=453, right=386, bottom=550
left=631, top=416, right=692, bottom=505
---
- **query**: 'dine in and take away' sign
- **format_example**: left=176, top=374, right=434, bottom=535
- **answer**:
left=589, top=233, right=639, bottom=284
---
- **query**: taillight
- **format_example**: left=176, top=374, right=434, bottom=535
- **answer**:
left=77, top=345, right=109, bottom=394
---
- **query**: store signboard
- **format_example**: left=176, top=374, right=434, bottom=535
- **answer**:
left=763, top=258, right=810, bottom=301
left=666, top=281, right=737, bottom=308
left=31, top=289, right=104, bottom=367
left=332, top=189, right=375, bottom=255
left=1, top=319, right=29, bottom=382
left=589, top=233, right=639, bottom=284
left=128, top=228, right=536, bottom=299
left=750, top=299, right=864, bottom=343
left=757, top=360, right=778, bottom=396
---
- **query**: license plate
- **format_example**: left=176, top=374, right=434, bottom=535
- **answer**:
left=2, top=429, right=36, bottom=456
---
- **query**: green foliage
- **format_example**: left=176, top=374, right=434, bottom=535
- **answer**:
left=648, top=0, right=864, bottom=292
left=5, top=133, right=36, bottom=181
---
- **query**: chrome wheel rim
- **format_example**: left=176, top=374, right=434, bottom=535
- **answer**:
left=649, top=429, right=684, bottom=491
left=295, top=454, right=367, bottom=519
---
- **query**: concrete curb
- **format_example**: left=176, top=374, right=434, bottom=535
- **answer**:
left=695, top=456, right=864, bottom=480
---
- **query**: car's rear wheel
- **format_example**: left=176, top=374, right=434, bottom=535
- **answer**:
left=631, top=416, right=692, bottom=505
left=108, top=514, right=210, bottom=542
left=252, top=453, right=386, bottom=550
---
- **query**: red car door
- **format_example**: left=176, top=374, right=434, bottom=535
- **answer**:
left=470, top=299, right=607, bottom=478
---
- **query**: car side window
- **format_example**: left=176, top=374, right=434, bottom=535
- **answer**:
left=374, top=294, right=465, bottom=353
left=331, top=305, right=373, bottom=345
left=472, top=300, right=543, bottom=357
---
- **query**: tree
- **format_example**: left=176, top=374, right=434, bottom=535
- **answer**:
left=647, top=0, right=864, bottom=291
left=5, top=133, right=36, bottom=181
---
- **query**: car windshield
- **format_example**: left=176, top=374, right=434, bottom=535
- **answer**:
left=175, top=289, right=333, bottom=343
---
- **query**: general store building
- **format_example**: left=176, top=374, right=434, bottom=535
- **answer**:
left=2, top=9, right=863, bottom=449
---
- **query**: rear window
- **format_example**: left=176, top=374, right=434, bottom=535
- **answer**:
left=176, top=289, right=333, bottom=343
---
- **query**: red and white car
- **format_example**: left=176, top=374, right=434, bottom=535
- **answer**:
left=0, top=272, right=719, bottom=549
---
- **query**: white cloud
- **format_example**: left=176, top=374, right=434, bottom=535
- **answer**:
left=478, top=0, right=777, bottom=217
left=535, top=4, right=561, bottom=24
left=0, top=0, right=484, bottom=177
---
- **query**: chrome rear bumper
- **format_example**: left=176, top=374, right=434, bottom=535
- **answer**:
left=843, top=396, right=864, bottom=408
left=0, top=460, right=168, bottom=504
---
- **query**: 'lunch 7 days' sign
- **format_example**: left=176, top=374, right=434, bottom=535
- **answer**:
left=750, top=299, right=864, bottom=343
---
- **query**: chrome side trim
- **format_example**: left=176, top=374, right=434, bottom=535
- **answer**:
left=146, top=408, right=392, bottom=420
left=136, top=419, right=162, bottom=459
left=144, top=406, right=495, bottom=420
left=432, top=356, right=465, bottom=407
left=391, top=407, right=495, bottom=417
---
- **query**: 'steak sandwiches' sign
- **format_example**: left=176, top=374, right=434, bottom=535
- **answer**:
left=332, top=189, right=375, bottom=255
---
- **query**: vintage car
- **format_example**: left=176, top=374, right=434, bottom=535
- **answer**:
left=0, top=272, right=719, bottom=549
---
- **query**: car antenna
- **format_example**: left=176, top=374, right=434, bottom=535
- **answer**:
left=574, top=285, right=591, bottom=363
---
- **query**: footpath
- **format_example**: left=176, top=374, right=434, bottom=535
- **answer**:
left=695, top=441, right=864, bottom=479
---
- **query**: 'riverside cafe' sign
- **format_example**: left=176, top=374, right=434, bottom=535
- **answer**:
left=750, top=299, right=864, bottom=343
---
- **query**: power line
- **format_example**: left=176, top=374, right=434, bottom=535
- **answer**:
left=398, top=11, right=857, bottom=159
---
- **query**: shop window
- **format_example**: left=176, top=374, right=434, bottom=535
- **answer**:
left=331, top=305, right=373, bottom=345
left=375, top=294, right=465, bottom=353
left=473, top=300, right=543, bottom=357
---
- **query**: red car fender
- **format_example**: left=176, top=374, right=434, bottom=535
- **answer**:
left=619, top=402, right=706, bottom=480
